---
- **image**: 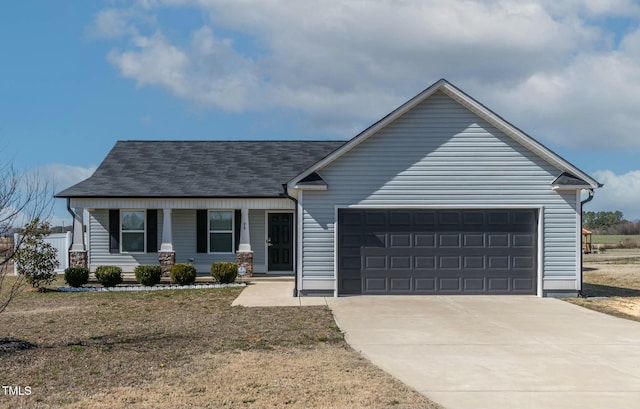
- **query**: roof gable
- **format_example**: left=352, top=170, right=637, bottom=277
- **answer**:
left=56, top=140, right=344, bottom=198
left=288, top=79, right=601, bottom=189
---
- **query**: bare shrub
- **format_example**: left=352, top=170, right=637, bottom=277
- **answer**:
left=0, top=161, right=52, bottom=314
left=617, top=238, right=640, bottom=249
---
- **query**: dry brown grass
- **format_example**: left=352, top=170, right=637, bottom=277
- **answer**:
left=0, top=276, right=438, bottom=409
left=565, top=253, right=640, bottom=322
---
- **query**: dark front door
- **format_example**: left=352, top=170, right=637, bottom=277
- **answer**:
left=268, top=213, right=294, bottom=271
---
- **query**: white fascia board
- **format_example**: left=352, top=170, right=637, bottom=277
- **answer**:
left=294, top=184, right=328, bottom=190
left=552, top=185, right=592, bottom=190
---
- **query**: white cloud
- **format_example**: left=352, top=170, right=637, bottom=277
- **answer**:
left=91, top=8, right=134, bottom=38
left=589, top=170, right=640, bottom=220
left=31, top=163, right=97, bottom=228
left=540, top=0, right=640, bottom=17
left=0, top=164, right=94, bottom=229
left=107, top=27, right=258, bottom=111
left=88, top=7, right=156, bottom=39
left=36, top=163, right=97, bottom=193
left=481, top=23, right=640, bottom=148
left=92, top=0, right=640, bottom=143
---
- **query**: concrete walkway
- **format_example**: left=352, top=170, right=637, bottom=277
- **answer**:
left=231, top=278, right=327, bottom=307
left=327, top=296, right=640, bottom=409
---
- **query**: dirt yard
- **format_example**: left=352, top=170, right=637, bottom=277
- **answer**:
left=0, top=277, right=440, bottom=409
left=565, top=249, right=640, bottom=322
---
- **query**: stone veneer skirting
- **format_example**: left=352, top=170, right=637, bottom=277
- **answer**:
left=158, top=251, right=176, bottom=277
left=236, top=251, right=254, bottom=278
left=69, top=251, right=88, bottom=269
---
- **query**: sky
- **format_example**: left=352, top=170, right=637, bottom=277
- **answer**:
left=1, top=0, right=640, bottom=225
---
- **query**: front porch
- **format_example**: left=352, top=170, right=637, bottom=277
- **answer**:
left=67, top=197, right=297, bottom=277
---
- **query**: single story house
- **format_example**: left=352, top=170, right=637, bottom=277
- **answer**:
left=56, top=79, right=601, bottom=297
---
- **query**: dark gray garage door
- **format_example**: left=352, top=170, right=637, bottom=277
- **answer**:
left=338, top=209, right=537, bottom=295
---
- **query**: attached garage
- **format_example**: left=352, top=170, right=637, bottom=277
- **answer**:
left=338, top=209, right=538, bottom=295
left=289, top=79, right=601, bottom=297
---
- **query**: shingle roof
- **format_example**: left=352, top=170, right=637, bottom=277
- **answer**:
left=56, top=140, right=345, bottom=198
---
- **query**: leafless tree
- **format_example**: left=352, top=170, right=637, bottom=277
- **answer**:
left=0, top=161, right=52, bottom=314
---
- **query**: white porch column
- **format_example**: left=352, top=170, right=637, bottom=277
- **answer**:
left=158, top=208, right=175, bottom=277
left=236, top=208, right=253, bottom=277
left=160, top=208, right=174, bottom=252
left=68, top=207, right=88, bottom=269
left=70, top=208, right=85, bottom=251
left=238, top=208, right=251, bottom=252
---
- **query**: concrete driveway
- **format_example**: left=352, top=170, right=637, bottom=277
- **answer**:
left=326, top=296, right=640, bottom=409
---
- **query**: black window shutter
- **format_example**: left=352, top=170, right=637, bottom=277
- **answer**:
left=196, top=209, right=207, bottom=253
left=109, top=209, right=120, bottom=254
left=234, top=209, right=241, bottom=251
left=147, top=209, right=158, bottom=253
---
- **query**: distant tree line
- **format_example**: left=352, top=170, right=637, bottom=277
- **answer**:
left=583, top=211, right=640, bottom=234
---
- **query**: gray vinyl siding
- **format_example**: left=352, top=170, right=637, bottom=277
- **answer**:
left=88, top=209, right=161, bottom=271
left=88, top=207, right=270, bottom=273
left=301, top=91, right=578, bottom=289
left=172, top=209, right=236, bottom=271
left=249, top=209, right=266, bottom=272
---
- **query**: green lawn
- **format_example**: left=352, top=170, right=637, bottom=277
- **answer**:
left=591, top=234, right=640, bottom=247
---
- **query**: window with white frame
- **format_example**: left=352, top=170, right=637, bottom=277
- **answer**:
left=209, top=210, right=233, bottom=253
left=121, top=210, right=145, bottom=252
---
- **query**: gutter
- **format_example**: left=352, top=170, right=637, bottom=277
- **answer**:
left=281, top=185, right=299, bottom=297
left=66, top=198, right=79, bottom=251
left=578, top=189, right=595, bottom=298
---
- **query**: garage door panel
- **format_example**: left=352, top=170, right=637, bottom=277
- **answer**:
left=389, top=234, right=411, bottom=247
left=415, top=256, right=436, bottom=269
left=415, top=278, right=436, bottom=291
left=341, top=256, right=361, bottom=269
left=440, top=278, right=462, bottom=291
left=390, top=278, right=412, bottom=291
left=415, top=234, right=436, bottom=247
left=463, top=234, right=485, bottom=247
left=513, top=234, right=535, bottom=247
left=513, top=256, right=534, bottom=269
left=488, top=278, right=509, bottom=291
left=464, top=278, right=485, bottom=291
left=439, top=211, right=461, bottom=225
left=488, top=234, right=510, bottom=247
left=513, top=278, right=534, bottom=291
left=415, top=212, right=436, bottom=225
left=463, top=256, right=485, bottom=269
left=341, top=234, right=362, bottom=248
left=439, top=256, right=461, bottom=269
left=365, top=212, right=386, bottom=225
left=364, top=256, right=386, bottom=269
left=513, top=211, right=536, bottom=225
left=390, top=211, right=412, bottom=225
left=338, top=209, right=537, bottom=295
left=488, top=256, right=509, bottom=269
left=340, top=278, right=361, bottom=294
left=340, top=212, right=362, bottom=225
left=463, top=211, right=485, bottom=225
left=363, top=234, right=385, bottom=247
left=488, top=211, right=509, bottom=225
left=390, top=256, right=412, bottom=269
left=364, top=277, right=387, bottom=292
left=439, top=234, right=461, bottom=247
